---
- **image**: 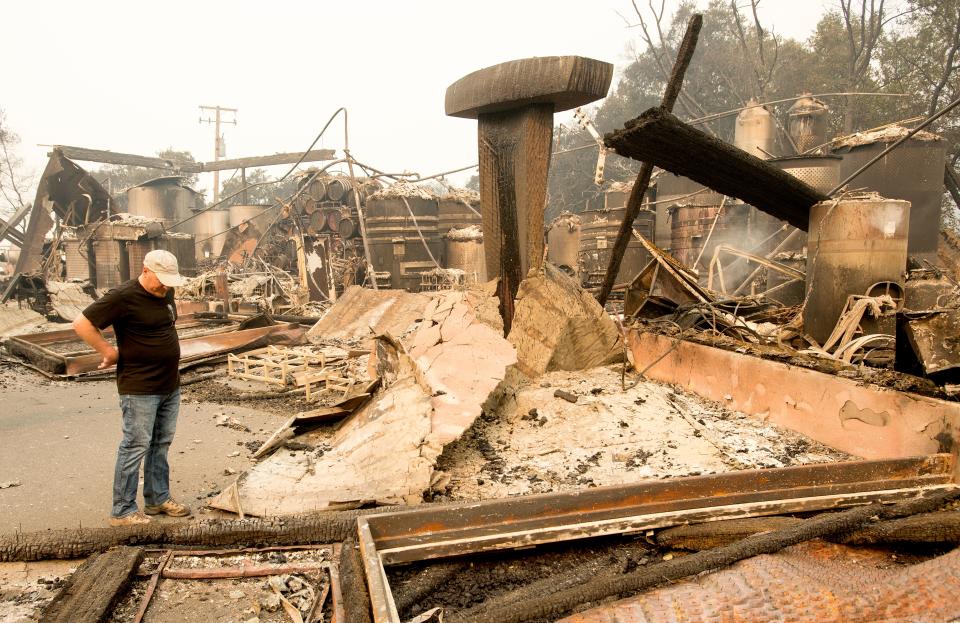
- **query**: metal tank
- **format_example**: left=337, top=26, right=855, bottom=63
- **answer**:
left=444, top=226, right=486, bottom=283
left=734, top=99, right=777, bottom=159
left=787, top=95, right=829, bottom=153
left=804, top=193, right=910, bottom=344
left=578, top=207, right=655, bottom=287
left=670, top=203, right=751, bottom=270
left=365, top=190, right=441, bottom=291
left=126, top=177, right=200, bottom=232
left=654, top=174, right=724, bottom=253
left=190, top=209, right=231, bottom=260
left=546, top=213, right=582, bottom=278
left=831, top=128, right=946, bottom=262
left=229, top=204, right=281, bottom=235
left=437, top=191, right=482, bottom=235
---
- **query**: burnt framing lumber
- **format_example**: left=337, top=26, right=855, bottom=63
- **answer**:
left=356, top=454, right=956, bottom=623
left=39, top=546, right=143, bottom=623
left=604, top=107, right=828, bottom=231
left=597, top=13, right=702, bottom=307
left=53, top=145, right=337, bottom=173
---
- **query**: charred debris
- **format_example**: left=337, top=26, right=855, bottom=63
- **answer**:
left=3, top=15, right=960, bottom=623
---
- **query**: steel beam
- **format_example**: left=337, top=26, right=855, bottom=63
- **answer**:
left=356, top=455, right=955, bottom=623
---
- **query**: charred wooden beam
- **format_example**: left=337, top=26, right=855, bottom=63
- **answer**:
left=604, top=107, right=828, bottom=231
left=53, top=145, right=336, bottom=173
left=39, top=546, right=143, bottom=623
left=597, top=14, right=702, bottom=307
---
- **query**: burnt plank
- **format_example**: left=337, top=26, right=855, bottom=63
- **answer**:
left=604, top=107, right=828, bottom=231
left=40, top=546, right=143, bottom=623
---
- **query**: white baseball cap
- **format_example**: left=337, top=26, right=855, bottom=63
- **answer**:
left=143, top=249, right=186, bottom=287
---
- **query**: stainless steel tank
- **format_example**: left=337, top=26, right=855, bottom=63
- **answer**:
left=126, top=177, right=200, bottom=232
left=804, top=193, right=910, bottom=344
left=787, top=95, right=829, bottom=153
left=546, top=213, right=582, bottom=278
left=228, top=204, right=280, bottom=235
left=831, top=129, right=946, bottom=262
left=444, top=226, right=486, bottom=283
left=578, top=207, right=655, bottom=287
left=190, top=209, right=230, bottom=260
left=735, top=99, right=777, bottom=159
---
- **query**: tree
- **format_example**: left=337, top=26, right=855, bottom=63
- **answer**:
left=219, top=168, right=299, bottom=207
left=0, top=109, right=31, bottom=222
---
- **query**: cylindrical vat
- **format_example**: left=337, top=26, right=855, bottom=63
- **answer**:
left=229, top=204, right=280, bottom=235
left=832, top=131, right=946, bottom=261
left=546, top=213, right=582, bottom=277
left=437, top=191, right=482, bottom=235
left=191, top=209, right=230, bottom=260
left=788, top=95, right=829, bottom=153
left=771, top=155, right=842, bottom=195
left=126, top=177, right=200, bottom=232
left=655, top=174, right=724, bottom=251
left=444, top=226, right=486, bottom=283
left=734, top=99, right=777, bottom=159
left=578, top=207, right=655, bottom=286
left=670, top=203, right=750, bottom=270
left=365, top=192, right=441, bottom=290
left=804, top=193, right=910, bottom=344
left=307, top=177, right=327, bottom=202
left=325, top=178, right=353, bottom=203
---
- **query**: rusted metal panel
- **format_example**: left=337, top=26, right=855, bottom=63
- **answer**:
left=560, top=540, right=960, bottom=623
left=358, top=456, right=954, bottom=623
left=4, top=319, right=303, bottom=377
left=626, top=330, right=960, bottom=463
left=904, top=309, right=960, bottom=376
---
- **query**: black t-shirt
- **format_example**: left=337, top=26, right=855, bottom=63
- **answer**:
left=82, top=279, right=180, bottom=395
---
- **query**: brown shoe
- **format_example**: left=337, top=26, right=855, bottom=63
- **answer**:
left=144, top=499, right=192, bottom=517
left=109, top=511, right=151, bottom=527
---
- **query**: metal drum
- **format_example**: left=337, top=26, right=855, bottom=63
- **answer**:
left=832, top=130, right=946, bottom=262
left=578, top=207, right=655, bottom=286
left=546, top=213, right=582, bottom=278
left=772, top=155, right=841, bottom=195
left=804, top=193, right=910, bottom=344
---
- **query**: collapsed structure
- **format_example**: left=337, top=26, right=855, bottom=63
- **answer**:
left=2, top=15, right=960, bottom=623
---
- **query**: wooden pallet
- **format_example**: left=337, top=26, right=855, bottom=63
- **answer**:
left=294, top=368, right=357, bottom=401
left=227, top=346, right=326, bottom=386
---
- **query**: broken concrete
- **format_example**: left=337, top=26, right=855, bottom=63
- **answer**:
left=627, top=330, right=960, bottom=463
left=508, top=263, right=623, bottom=378
left=211, top=288, right=517, bottom=515
left=306, top=286, right=431, bottom=344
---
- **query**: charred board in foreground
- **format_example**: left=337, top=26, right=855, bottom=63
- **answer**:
left=604, top=107, right=828, bottom=231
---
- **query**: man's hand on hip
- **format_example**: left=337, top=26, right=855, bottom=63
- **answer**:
left=99, top=347, right=119, bottom=369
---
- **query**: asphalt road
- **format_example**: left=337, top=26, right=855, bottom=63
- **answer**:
left=0, top=366, right=288, bottom=534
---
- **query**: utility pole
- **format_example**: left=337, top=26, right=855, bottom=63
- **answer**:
left=199, top=105, right=237, bottom=204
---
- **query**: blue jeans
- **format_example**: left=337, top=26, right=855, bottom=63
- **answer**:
left=112, top=389, right=180, bottom=518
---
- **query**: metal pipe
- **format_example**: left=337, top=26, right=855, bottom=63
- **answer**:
left=828, top=94, right=960, bottom=196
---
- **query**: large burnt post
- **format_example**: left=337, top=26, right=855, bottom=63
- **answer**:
left=445, top=56, right=612, bottom=332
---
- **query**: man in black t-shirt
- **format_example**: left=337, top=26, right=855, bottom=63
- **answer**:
left=74, top=249, right=192, bottom=526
